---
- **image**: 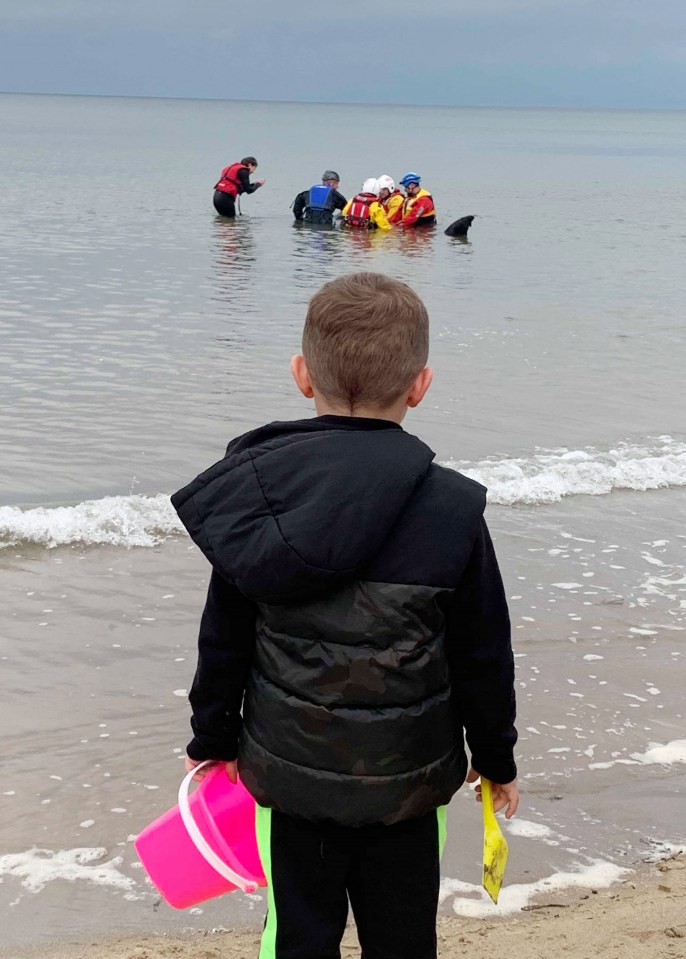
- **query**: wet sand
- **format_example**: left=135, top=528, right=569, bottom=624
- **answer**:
left=7, top=856, right=686, bottom=959
left=2, top=491, right=685, bottom=952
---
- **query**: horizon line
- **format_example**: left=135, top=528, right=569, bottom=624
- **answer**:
left=1, top=89, right=685, bottom=114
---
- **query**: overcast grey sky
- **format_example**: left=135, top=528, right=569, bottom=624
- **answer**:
left=1, top=0, right=685, bottom=108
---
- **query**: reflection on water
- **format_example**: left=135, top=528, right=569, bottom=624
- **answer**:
left=212, top=217, right=256, bottom=300
left=291, top=221, right=337, bottom=236
left=291, top=220, right=344, bottom=264
left=289, top=220, right=443, bottom=269
left=394, top=227, right=437, bottom=258
left=445, top=235, right=472, bottom=248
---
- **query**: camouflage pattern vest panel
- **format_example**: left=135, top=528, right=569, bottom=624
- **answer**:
left=237, top=579, right=468, bottom=826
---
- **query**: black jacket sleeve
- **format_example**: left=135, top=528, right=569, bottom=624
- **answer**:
left=293, top=190, right=307, bottom=219
left=332, top=189, right=347, bottom=211
left=446, top=519, right=517, bottom=784
left=186, top=570, right=257, bottom=761
left=237, top=167, right=260, bottom=195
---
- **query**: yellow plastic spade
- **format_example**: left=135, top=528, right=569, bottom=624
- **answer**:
left=481, top=778, right=508, bottom=904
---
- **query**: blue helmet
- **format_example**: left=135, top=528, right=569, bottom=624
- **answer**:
left=399, top=172, right=421, bottom=187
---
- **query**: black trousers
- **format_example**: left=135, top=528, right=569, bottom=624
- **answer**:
left=255, top=806, right=444, bottom=959
left=213, top=189, right=237, bottom=218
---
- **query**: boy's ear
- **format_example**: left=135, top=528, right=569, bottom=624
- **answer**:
left=406, top=367, right=433, bottom=408
left=291, top=354, right=315, bottom=399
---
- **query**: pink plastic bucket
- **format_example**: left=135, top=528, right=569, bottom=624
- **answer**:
left=134, top=761, right=267, bottom=909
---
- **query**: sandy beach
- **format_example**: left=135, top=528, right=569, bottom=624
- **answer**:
left=8, top=855, right=685, bottom=959
left=2, top=519, right=685, bottom=953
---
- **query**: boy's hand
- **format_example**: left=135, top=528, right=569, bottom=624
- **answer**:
left=466, top=766, right=519, bottom=819
left=184, top=756, right=238, bottom=784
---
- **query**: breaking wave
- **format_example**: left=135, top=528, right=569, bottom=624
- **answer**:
left=0, top=494, right=182, bottom=549
left=444, top=435, right=686, bottom=506
left=2, top=436, right=685, bottom=548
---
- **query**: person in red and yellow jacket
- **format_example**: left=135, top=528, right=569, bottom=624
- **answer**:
left=341, top=179, right=391, bottom=231
left=376, top=175, right=404, bottom=221
left=213, top=156, right=265, bottom=218
left=389, top=172, right=436, bottom=228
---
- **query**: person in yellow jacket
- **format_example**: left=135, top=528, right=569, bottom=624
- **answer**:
left=376, top=175, right=404, bottom=221
left=389, top=172, right=436, bottom=227
left=341, top=179, right=391, bottom=231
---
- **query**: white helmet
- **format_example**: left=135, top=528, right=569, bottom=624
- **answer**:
left=377, top=174, right=395, bottom=194
left=362, top=177, right=379, bottom=195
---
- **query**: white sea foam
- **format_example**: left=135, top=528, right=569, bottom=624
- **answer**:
left=3, top=436, right=686, bottom=550
left=443, top=436, right=686, bottom=506
left=439, top=860, right=630, bottom=917
left=0, top=494, right=183, bottom=549
left=505, top=819, right=553, bottom=840
left=0, top=847, right=136, bottom=894
left=630, top=739, right=686, bottom=765
left=642, top=841, right=686, bottom=861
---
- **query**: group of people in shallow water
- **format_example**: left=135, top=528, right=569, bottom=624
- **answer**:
left=212, top=158, right=436, bottom=230
left=293, top=170, right=436, bottom=230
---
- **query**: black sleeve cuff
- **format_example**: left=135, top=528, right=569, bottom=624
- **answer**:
left=186, top=727, right=240, bottom=763
left=470, top=753, right=517, bottom=785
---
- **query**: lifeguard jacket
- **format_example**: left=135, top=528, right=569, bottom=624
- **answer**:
left=382, top=189, right=404, bottom=219
left=305, top=184, right=337, bottom=224
left=402, top=188, right=436, bottom=225
left=344, top=192, right=377, bottom=229
left=214, top=162, right=247, bottom=197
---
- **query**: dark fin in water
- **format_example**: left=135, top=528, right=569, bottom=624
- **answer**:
left=444, top=215, right=475, bottom=237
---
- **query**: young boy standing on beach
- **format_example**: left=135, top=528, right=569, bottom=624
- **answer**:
left=172, top=272, right=519, bottom=959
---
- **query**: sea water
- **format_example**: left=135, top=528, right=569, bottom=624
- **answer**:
left=1, top=94, right=685, bottom=950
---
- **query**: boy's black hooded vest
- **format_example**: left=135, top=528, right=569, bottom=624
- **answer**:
left=172, top=416, right=508, bottom=827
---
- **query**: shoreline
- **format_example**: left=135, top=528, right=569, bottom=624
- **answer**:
left=2, top=533, right=685, bottom=952
left=6, top=855, right=685, bottom=959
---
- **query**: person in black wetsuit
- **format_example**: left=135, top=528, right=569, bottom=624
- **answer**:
left=213, top=156, right=265, bottom=218
left=293, top=171, right=347, bottom=225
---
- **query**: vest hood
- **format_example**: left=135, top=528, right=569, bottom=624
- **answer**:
left=171, top=416, right=435, bottom=604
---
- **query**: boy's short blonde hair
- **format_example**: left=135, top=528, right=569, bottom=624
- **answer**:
left=302, top=273, right=429, bottom=411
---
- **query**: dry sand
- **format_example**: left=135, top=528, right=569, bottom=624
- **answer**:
left=10, top=855, right=685, bottom=959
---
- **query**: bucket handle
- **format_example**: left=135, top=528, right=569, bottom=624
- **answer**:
left=178, top=761, right=258, bottom=894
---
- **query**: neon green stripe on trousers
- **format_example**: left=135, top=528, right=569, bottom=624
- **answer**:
left=437, top=805, right=447, bottom=858
left=254, top=802, right=446, bottom=959
left=255, top=804, right=277, bottom=959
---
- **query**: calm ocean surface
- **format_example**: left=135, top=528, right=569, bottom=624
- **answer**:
left=1, top=95, right=685, bottom=949
left=1, top=94, right=685, bottom=509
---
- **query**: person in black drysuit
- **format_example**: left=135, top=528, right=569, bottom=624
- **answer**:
left=172, top=272, right=519, bottom=959
left=292, top=170, right=347, bottom=225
